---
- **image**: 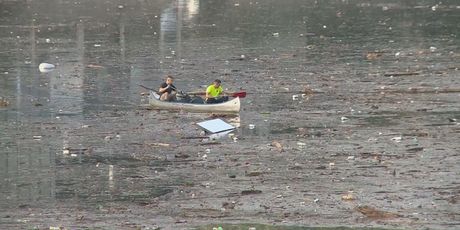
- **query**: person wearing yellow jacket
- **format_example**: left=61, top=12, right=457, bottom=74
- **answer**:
left=205, top=79, right=229, bottom=104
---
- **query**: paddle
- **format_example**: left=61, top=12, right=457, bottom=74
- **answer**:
left=139, top=84, right=155, bottom=91
left=188, top=91, right=247, bottom=98
left=231, top=91, right=246, bottom=98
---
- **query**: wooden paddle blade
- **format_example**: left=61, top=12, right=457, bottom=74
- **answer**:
left=231, top=91, right=246, bottom=98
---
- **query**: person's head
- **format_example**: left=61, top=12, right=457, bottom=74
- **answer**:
left=213, top=79, right=221, bottom=87
left=165, top=75, right=174, bottom=84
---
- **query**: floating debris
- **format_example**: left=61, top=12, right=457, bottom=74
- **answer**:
left=0, top=97, right=9, bottom=107
left=297, top=142, right=306, bottom=147
left=366, top=52, right=383, bottom=60
left=383, top=72, right=420, bottom=77
left=49, top=227, right=64, bottom=230
left=145, top=142, right=170, bottom=147
left=342, top=191, right=356, bottom=201
left=87, top=64, right=104, bottom=68
left=271, top=141, right=283, bottom=152
left=38, top=63, right=55, bottom=73
left=245, top=171, right=264, bottom=177
left=209, top=130, right=233, bottom=140
left=355, top=205, right=401, bottom=219
left=241, top=190, right=262, bottom=195
left=197, top=118, right=235, bottom=133
left=407, top=147, right=424, bottom=153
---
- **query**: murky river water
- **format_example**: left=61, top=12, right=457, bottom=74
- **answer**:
left=1, top=0, right=459, bottom=229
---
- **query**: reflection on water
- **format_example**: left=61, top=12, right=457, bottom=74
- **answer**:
left=0, top=0, right=459, bottom=228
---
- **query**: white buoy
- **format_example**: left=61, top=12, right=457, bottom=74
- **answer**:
left=38, top=63, right=55, bottom=73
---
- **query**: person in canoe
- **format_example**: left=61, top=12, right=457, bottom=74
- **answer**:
left=205, top=79, right=229, bottom=104
left=159, top=75, right=177, bottom=101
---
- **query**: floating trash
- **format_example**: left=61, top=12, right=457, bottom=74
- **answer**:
left=108, top=165, right=114, bottom=188
left=272, top=32, right=279, bottom=37
left=297, top=142, right=307, bottom=147
left=0, top=97, right=9, bottom=107
left=391, top=136, right=402, bottom=142
left=197, top=118, right=235, bottom=133
left=38, top=63, right=55, bottom=73
left=271, top=141, right=283, bottom=152
left=341, top=116, right=349, bottom=122
left=292, top=95, right=299, bottom=100
left=248, top=124, right=255, bottom=129
left=342, top=192, right=356, bottom=201
left=209, top=130, right=233, bottom=140
left=49, top=227, right=62, bottom=230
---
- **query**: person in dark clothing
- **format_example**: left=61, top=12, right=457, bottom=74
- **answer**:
left=158, top=75, right=177, bottom=101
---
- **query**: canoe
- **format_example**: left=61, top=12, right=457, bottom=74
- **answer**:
left=148, top=92, right=240, bottom=113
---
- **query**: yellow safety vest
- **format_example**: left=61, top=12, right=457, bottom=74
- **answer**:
left=206, top=85, right=223, bottom=97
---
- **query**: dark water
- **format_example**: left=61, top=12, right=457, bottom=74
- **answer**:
left=1, top=0, right=459, bottom=229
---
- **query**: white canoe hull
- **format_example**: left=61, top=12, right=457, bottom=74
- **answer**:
left=148, top=92, right=240, bottom=113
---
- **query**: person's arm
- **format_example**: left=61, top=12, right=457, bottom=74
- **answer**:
left=205, top=86, right=214, bottom=99
left=159, top=83, right=169, bottom=93
left=220, top=87, right=225, bottom=96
